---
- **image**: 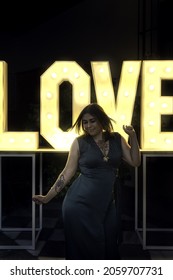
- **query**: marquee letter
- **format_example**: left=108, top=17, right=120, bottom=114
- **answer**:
left=91, top=61, right=141, bottom=140
left=40, top=61, right=90, bottom=151
left=141, top=60, right=173, bottom=150
left=0, top=61, right=39, bottom=150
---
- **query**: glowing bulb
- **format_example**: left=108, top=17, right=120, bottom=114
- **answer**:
left=47, top=113, right=53, bottom=119
left=161, top=103, right=168, bottom=108
left=120, top=115, right=126, bottom=120
left=165, top=67, right=172, bottom=73
left=74, top=72, right=79, bottom=78
left=128, top=66, right=133, bottom=73
left=103, top=91, right=108, bottom=96
left=165, top=138, right=172, bottom=144
left=46, top=92, right=53, bottom=99
left=24, top=138, right=31, bottom=143
left=148, top=120, right=155, bottom=126
left=149, top=138, right=156, bottom=143
left=149, top=102, right=155, bottom=108
left=124, top=91, right=129, bottom=97
left=79, top=91, right=85, bottom=96
left=149, top=84, right=155, bottom=91
left=9, top=138, right=15, bottom=143
left=99, top=68, right=104, bottom=73
left=51, top=72, right=57, bottom=79
left=63, top=67, right=68, bottom=73
left=149, top=67, right=155, bottom=73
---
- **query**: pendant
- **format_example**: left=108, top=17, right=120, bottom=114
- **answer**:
left=103, top=156, right=109, bottom=162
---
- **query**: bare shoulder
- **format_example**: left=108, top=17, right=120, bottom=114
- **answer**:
left=71, top=137, right=79, bottom=147
left=120, top=134, right=130, bottom=148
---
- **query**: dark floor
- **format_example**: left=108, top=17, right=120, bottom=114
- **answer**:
left=0, top=197, right=169, bottom=260
left=1, top=181, right=173, bottom=260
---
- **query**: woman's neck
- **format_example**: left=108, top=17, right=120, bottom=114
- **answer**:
left=93, top=132, right=104, bottom=142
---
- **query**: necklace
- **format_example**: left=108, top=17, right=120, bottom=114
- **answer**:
left=95, top=139, right=109, bottom=162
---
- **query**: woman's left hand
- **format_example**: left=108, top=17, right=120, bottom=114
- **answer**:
left=32, top=195, right=46, bottom=205
left=123, top=125, right=135, bottom=136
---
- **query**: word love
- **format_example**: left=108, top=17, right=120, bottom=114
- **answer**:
left=0, top=60, right=173, bottom=151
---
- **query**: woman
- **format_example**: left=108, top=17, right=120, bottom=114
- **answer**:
left=32, top=103, right=141, bottom=260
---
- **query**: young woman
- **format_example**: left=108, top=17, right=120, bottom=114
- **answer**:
left=32, top=103, right=141, bottom=260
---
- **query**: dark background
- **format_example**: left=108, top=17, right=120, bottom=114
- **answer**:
left=1, top=0, right=173, bottom=248
left=1, top=0, right=173, bottom=140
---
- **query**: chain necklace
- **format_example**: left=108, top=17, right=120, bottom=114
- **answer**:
left=95, top=139, right=109, bottom=162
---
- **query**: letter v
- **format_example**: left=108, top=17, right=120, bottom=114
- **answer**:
left=91, top=61, right=141, bottom=140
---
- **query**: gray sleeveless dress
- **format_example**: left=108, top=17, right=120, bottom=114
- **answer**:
left=62, top=132, right=122, bottom=260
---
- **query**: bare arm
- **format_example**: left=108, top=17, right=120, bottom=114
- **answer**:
left=121, top=125, right=141, bottom=167
left=32, top=138, right=80, bottom=204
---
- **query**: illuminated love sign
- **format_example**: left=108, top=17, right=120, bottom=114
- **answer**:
left=0, top=60, right=173, bottom=151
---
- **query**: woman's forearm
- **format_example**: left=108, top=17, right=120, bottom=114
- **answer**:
left=129, top=132, right=141, bottom=166
left=43, top=173, right=65, bottom=203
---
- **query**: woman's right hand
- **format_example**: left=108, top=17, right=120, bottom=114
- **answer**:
left=32, top=195, right=47, bottom=205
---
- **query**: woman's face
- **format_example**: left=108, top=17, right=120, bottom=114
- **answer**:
left=82, top=113, right=103, bottom=137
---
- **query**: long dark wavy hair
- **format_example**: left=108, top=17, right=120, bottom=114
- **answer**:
left=72, top=103, right=115, bottom=137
